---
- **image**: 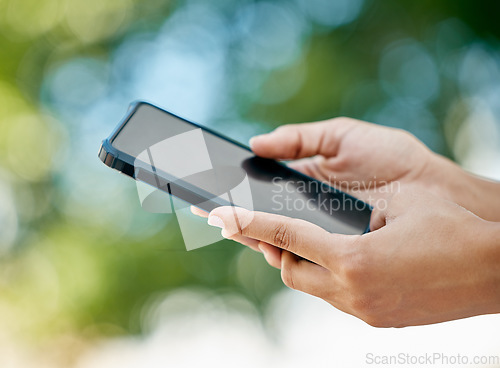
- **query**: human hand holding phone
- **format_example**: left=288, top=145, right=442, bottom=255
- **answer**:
left=249, top=117, right=500, bottom=221
left=207, top=190, right=500, bottom=327
left=201, top=117, right=500, bottom=326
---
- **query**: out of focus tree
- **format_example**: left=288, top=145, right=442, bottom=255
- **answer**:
left=0, top=0, right=499, bottom=352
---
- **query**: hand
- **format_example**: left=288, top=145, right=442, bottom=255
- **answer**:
left=250, top=118, right=500, bottom=221
left=207, top=191, right=500, bottom=327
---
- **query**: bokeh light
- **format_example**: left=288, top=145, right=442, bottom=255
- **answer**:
left=295, top=0, right=364, bottom=28
left=64, top=0, right=132, bottom=44
left=1, top=0, right=500, bottom=367
left=4, top=0, right=64, bottom=40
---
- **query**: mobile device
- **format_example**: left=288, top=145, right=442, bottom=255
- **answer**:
left=99, top=102, right=372, bottom=235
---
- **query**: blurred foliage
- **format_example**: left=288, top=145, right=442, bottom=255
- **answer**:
left=0, top=0, right=500, bottom=359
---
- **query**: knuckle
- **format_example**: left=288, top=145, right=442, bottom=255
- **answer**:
left=350, top=293, right=376, bottom=316
left=401, top=130, right=420, bottom=144
left=238, top=210, right=256, bottom=236
left=392, top=127, right=417, bottom=141
left=328, top=116, right=359, bottom=127
left=338, top=248, right=371, bottom=287
left=336, top=244, right=401, bottom=329
left=329, top=155, right=350, bottom=172
left=349, top=294, right=393, bottom=328
left=275, top=124, right=303, bottom=157
left=395, top=129, right=429, bottom=153
left=275, top=124, right=294, bottom=134
left=272, top=223, right=295, bottom=250
left=329, top=116, right=349, bottom=123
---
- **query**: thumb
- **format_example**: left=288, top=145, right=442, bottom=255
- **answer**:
left=249, top=119, right=357, bottom=160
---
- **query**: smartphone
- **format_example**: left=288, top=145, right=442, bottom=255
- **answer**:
left=99, top=102, right=372, bottom=235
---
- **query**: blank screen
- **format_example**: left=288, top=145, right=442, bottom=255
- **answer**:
left=112, top=104, right=371, bottom=235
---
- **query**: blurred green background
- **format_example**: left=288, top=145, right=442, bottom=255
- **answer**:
left=1, top=0, right=500, bottom=366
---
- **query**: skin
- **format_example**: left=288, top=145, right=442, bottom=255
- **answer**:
left=248, top=118, right=500, bottom=221
left=194, top=117, right=500, bottom=327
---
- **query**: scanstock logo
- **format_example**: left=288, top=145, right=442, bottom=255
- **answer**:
left=133, top=128, right=253, bottom=250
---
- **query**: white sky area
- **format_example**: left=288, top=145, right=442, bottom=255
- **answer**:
left=75, top=289, right=500, bottom=368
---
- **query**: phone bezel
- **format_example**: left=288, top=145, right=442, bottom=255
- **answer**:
left=98, top=101, right=372, bottom=233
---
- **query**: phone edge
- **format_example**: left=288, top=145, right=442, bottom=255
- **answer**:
left=98, top=100, right=372, bottom=234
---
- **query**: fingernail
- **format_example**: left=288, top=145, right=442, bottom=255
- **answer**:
left=207, top=215, right=225, bottom=229
left=249, top=136, right=260, bottom=148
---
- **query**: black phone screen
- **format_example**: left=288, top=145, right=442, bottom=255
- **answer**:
left=108, top=103, right=371, bottom=235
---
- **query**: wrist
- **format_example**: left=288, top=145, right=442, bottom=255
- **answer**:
left=425, top=154, right=500, bottom=221
left=420, top=153, right=469, bottom=204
